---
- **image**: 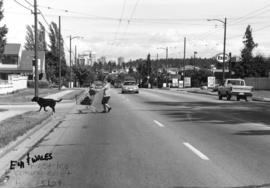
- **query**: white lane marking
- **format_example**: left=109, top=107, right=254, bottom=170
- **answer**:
left=183, top=142, right=209, bottom=161
left=153, top=120, right=165, bottom=127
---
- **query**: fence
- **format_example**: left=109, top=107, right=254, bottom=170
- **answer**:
left=0, top=75, right=28, bottom=94
left=245, top=77, right=270, bottom=90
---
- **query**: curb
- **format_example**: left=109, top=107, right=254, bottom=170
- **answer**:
left=0, top=101, right=76, bottom=184
left=252, top=97, right=270, bottom=102
left=0, top=112, right=54, bottom=182
left=187, top=90, right=270, bottom=102
left=0, top=112, right=53, bottom=160
left=187, top=90, right=217, bottom=96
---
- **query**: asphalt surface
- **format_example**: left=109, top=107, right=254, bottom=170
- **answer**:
left=2, top=88, right=270, bottom=188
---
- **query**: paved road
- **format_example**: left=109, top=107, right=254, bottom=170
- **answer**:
left=2, top=88, right=270, bottom=188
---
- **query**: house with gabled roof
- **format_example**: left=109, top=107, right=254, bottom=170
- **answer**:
left=0, top=43, right=46, bottom=80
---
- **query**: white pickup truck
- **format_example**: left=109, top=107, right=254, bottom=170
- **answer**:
left=217, top=79, right=253, bottom=101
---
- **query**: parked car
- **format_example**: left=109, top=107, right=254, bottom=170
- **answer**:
left=217, top=78, right=253, bottom=101
left=91, top=81, right=104, bottom=90
left=114, top=80, right=122, bottom=88
left=121, top=81, right=139, bottom=94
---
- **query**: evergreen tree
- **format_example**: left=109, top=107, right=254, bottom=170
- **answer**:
left=24, top=22, right=47, bottom=51
left=0, top=0, right=8, bottom=61
left=24, top=25, right=34, bottom=50
left=46, top=21, right=67, bottom=83
left=146, top=53, right=152, bottom=76
left=234, top=25, right=258, bottom=78
left=242, top=25, right=257, bottom=61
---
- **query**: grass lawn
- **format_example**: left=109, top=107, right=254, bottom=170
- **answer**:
left=0, top=88, right=85, bottom=104
left=0, top=88, right=59, bottom=104
left=0, top=111, right=51, bottom=148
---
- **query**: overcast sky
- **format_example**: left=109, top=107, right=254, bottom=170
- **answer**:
left=3, top=0, right=270, bottom=62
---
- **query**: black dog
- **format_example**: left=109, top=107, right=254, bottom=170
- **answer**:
left=31, top=96, right=62, bottom=113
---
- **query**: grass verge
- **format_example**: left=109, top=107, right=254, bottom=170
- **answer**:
left=0, top=111, right=51, bottom=148
left=0, top=88, right=60, bottom=104
left=0, top=88, right=85, bottom=104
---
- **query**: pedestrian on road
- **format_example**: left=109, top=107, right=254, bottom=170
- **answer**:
left=101, top=81, right=112, bottom=113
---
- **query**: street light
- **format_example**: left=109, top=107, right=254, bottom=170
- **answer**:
left=193, top=51, right=197, bottom=70
left=207, top=17, right=227, bottom=82
left=157, top=47, right=168, bottom=86
left=69, top=35, right=83, bottom=88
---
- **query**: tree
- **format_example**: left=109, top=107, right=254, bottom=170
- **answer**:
left=146, top=53, right=152, bottom=76
left=24, top=25, right=34, bottom=51
left=72, top=65, right=95, bottom=86
left=128, top=66, right=134, bottom=74
left=24, top=22, right=47, bottom=51
left=242, top=25, right=257, bottom=61
left=234, top=25, right=258, bottom=78
left=0, top=0, right=8, bottom=61
left=46, top=21, right=67, bottom=83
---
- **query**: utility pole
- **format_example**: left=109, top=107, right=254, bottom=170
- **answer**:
left=183, top=37, right=186, bottom=88
left=183, top=37, right=186, bottom=77
left=229, top=52, right=232, bottom=78
left=166, top=47, right=168, bottom=87
left=156, top=53, right=158, bottom=87
left=69, top=35, right=72, bottom=88
left=193, top=51, right=197, bottom=70
left=74, top=45, right=77, bottom=87
left=34, top=0, right=38, bottom=97
left=207, top=17, right=227, bottom=83
left=74, top=45, right=77, bottom=65
left=58, top=16, right=61, bottom=90
left=222, top=17, right=227, bottom=82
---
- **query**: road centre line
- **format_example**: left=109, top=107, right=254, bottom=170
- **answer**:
left=153, top=120, right=165, bottom=127
left=183, top=142, right=210, bottom=161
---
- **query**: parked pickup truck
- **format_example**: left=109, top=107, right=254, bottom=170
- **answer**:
left=218, top=79, right=253, bottom=101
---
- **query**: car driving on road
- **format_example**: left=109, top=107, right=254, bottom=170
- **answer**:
left=121, top=81, right=139, bottom=94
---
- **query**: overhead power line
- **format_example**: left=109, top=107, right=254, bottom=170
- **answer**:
left=13, top=0, right=32, bottom=11
left=117, top=0, right=141, bottom=45
left=111, top=0, right=127, bottom=45
left=230, top=3, right=270, bottom=25
left=23, top=0, right=33, bottom=6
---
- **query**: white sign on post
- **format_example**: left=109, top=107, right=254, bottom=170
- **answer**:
left=184, top=77, right=191, bottom=87
left=216, top=53, right=229, bottom=63
left=172, top=78, right=178, bottom=87
left=208, top=76, right=215, bottom=88
left=178, top=80, right=183, bottom=88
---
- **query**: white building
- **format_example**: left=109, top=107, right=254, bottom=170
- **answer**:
left=117, top=57, right=125, bottom=66
left=78, top=51, right=96, bottom=66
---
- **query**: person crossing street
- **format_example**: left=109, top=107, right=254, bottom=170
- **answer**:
left=101, top=81, right=112, bottom=113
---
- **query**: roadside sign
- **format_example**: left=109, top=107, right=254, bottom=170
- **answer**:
left=163, top=83, right=167, bottom=88
left=216, top=53, right=229, bottom=63
left=179, top=80, right=183, bottom=88
left=208, top=76, right=215, bottom=88
left=172, top=78, right=178, bottom=87
left=184, top=77, right=191, bottom=87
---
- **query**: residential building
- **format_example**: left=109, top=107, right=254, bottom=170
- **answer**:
left=0, top=43, right=46, bottom=81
